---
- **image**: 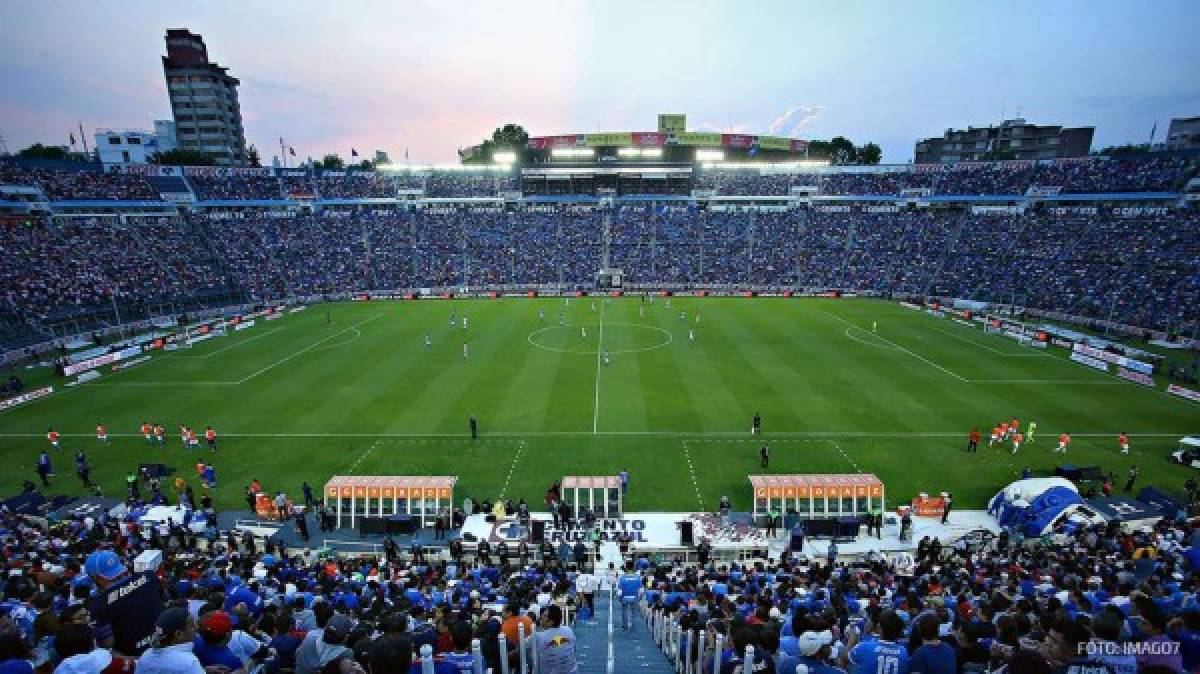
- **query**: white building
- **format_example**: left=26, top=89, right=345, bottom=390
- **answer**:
left=94, top=120, right=178, bottom=165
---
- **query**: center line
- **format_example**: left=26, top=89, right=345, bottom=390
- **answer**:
left=592, top=300, right=605, bottom=434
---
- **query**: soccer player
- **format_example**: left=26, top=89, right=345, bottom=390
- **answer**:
left=989, top=425, right=1000, bottom=448
left=141, top=422, right=153, bottom=444
left=462, top=316, right=468, bottom=330
left=36, top=450, right=52, bottom=487
left=179, top=426, right=188, bottom=449
left=96, top=424, right=108, bottom=445
left=872, top=321, right=878, bottom=332
left=760, top=443, right=769, bottom=468
left=581, top=326, right=587, bottom=339
left=752, top=412, right=762, bottom=436
left=187, top=428, right=199, bottom=450
left=539, top=308, right=545, bottom=322
left=462, top=342, right=469, bottom=359
left=205, top=426, right=217, bottom=452
left=1056, top=432, right=1071, bottom=454
left=47, top=428, right=61, bottom=452
left=1027, top=420, right=1037, bottom=443
left=1009, top=418, right=1019, bottom=439
left=999, top=421, right=1010, bottom=441
left=695, top=312, right=701, bottom=324
left=679, top=311, right=686, bottom=321
left=590, top=301, right=596, bottom=312
left=449, top=313, right=457, bottom=328
left=1119, top=432, right=1130, bottom=455
left=1011, top=430, right=1023, bottom=455
left=689, top=329, right=695, bottom=342
left=603, top=351, right=610, bottom=366
left=1124, top=465, right=1138, bottom=492
left=424, top=334, right=432, bottom=349
left=967, top=427, right=981, bottom=452
left=153, top=423, right=165, bottom=446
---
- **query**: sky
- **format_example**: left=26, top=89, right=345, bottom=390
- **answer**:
left=1, top=0, right=1198, bottom=164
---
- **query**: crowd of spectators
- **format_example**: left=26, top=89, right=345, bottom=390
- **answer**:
left=7, top=472, right=1200, bottom=674
left=0, top=484, right=590, bottom=674
left=639, top=514, right=1200, bottom=673
left=0, top=216, right=230, bottom=327
left=425, top=172, right=518, bottom=198
left=0, top=164, right=158, bottom=201
left=318, top=175, right=401, bottom=199
left=1, top=203, right=1196, bottom=347
left=692, top=157, right=1196, bottom=197
left=188, top=176, right=283, bottom=201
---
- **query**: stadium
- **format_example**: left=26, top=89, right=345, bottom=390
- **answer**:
left=2, top=8, right=1200, bottom=674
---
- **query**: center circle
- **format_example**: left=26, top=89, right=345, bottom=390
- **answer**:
left=528, top=322, right=674, bottom=355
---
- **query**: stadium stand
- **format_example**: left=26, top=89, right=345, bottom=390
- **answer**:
left=1, top=156, right=1197, bottom=352
left=5, top=477, right=1200, bottom=673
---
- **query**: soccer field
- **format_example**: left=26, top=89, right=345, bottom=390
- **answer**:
left=2, top=297, right=1197, bottom=511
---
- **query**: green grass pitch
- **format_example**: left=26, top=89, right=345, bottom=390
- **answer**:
left=2, top=297, right=1197, bottom=512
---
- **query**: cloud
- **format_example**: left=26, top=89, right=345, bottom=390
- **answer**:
left=768, top=105, right=825, bottom=136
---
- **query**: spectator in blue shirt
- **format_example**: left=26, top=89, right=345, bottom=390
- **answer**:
left=618, top=565, right=643, bottom=630
left=844, top=610, right=908, bottom=674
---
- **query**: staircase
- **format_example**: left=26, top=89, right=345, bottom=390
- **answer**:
left=574, top=591, right=675, bottom=674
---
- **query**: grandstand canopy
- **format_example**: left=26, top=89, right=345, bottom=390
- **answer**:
left=748, top=474, right=885, bottom=518
left=323, top=475, right=457, bottom=528
left=562, top=475, right=623, bottom=518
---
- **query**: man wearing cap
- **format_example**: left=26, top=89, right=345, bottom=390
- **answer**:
left=192, top=611, right=243, bottom=670
left=295, top=613, right=356, bottom=674
left=86, top=550, right=165, bottom=656
left=134, top=607, right=204, bottom=674
left=794, top=628, right=844, bottom=674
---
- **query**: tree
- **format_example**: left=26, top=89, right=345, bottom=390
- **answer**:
left=151, top=149, right=215, bottom=166
left=319, top=154, right=345, bottom=169
left=462, top=124, right=530, bottom=164
left=246, top=145, right=261, bottom=168
left=1095, top=144, right=1150, bottom=156
left=354, top=159, right=376, bottom=170
left=18, top=143, right=69, bottom=160
left=828, top=136, right=858, bottom=165
left=857, top=142, right=882, bottom=165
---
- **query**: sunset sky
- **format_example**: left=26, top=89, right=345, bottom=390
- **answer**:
left=1, top=0, right=1197, bottom=163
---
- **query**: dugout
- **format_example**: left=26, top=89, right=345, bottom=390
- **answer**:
left=324, top=475, right=457, bottom=530
left=561, top=475, right=623, bottom=518
left=749, top=474, right=885, bottom=521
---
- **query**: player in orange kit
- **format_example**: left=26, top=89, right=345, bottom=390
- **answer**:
left=47, top=428, right=61, bottom=451
left=95, top=424, right=108, bottom=445
left=1011, top=431, right=1024, bottom=455
left=1056, top=432, right=1071, bottom=453
left=205, top=426, right=217, bottom=452
left=153, top=423, right=165, bottom=446
left=1119, top=432, right=1130, bottom=455
left=141, top=422, right=152, bottom=444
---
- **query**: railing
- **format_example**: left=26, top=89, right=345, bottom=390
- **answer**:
left=606, top=582, right=615, bottom=673
left=647, top=601, right=770, bottom=674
